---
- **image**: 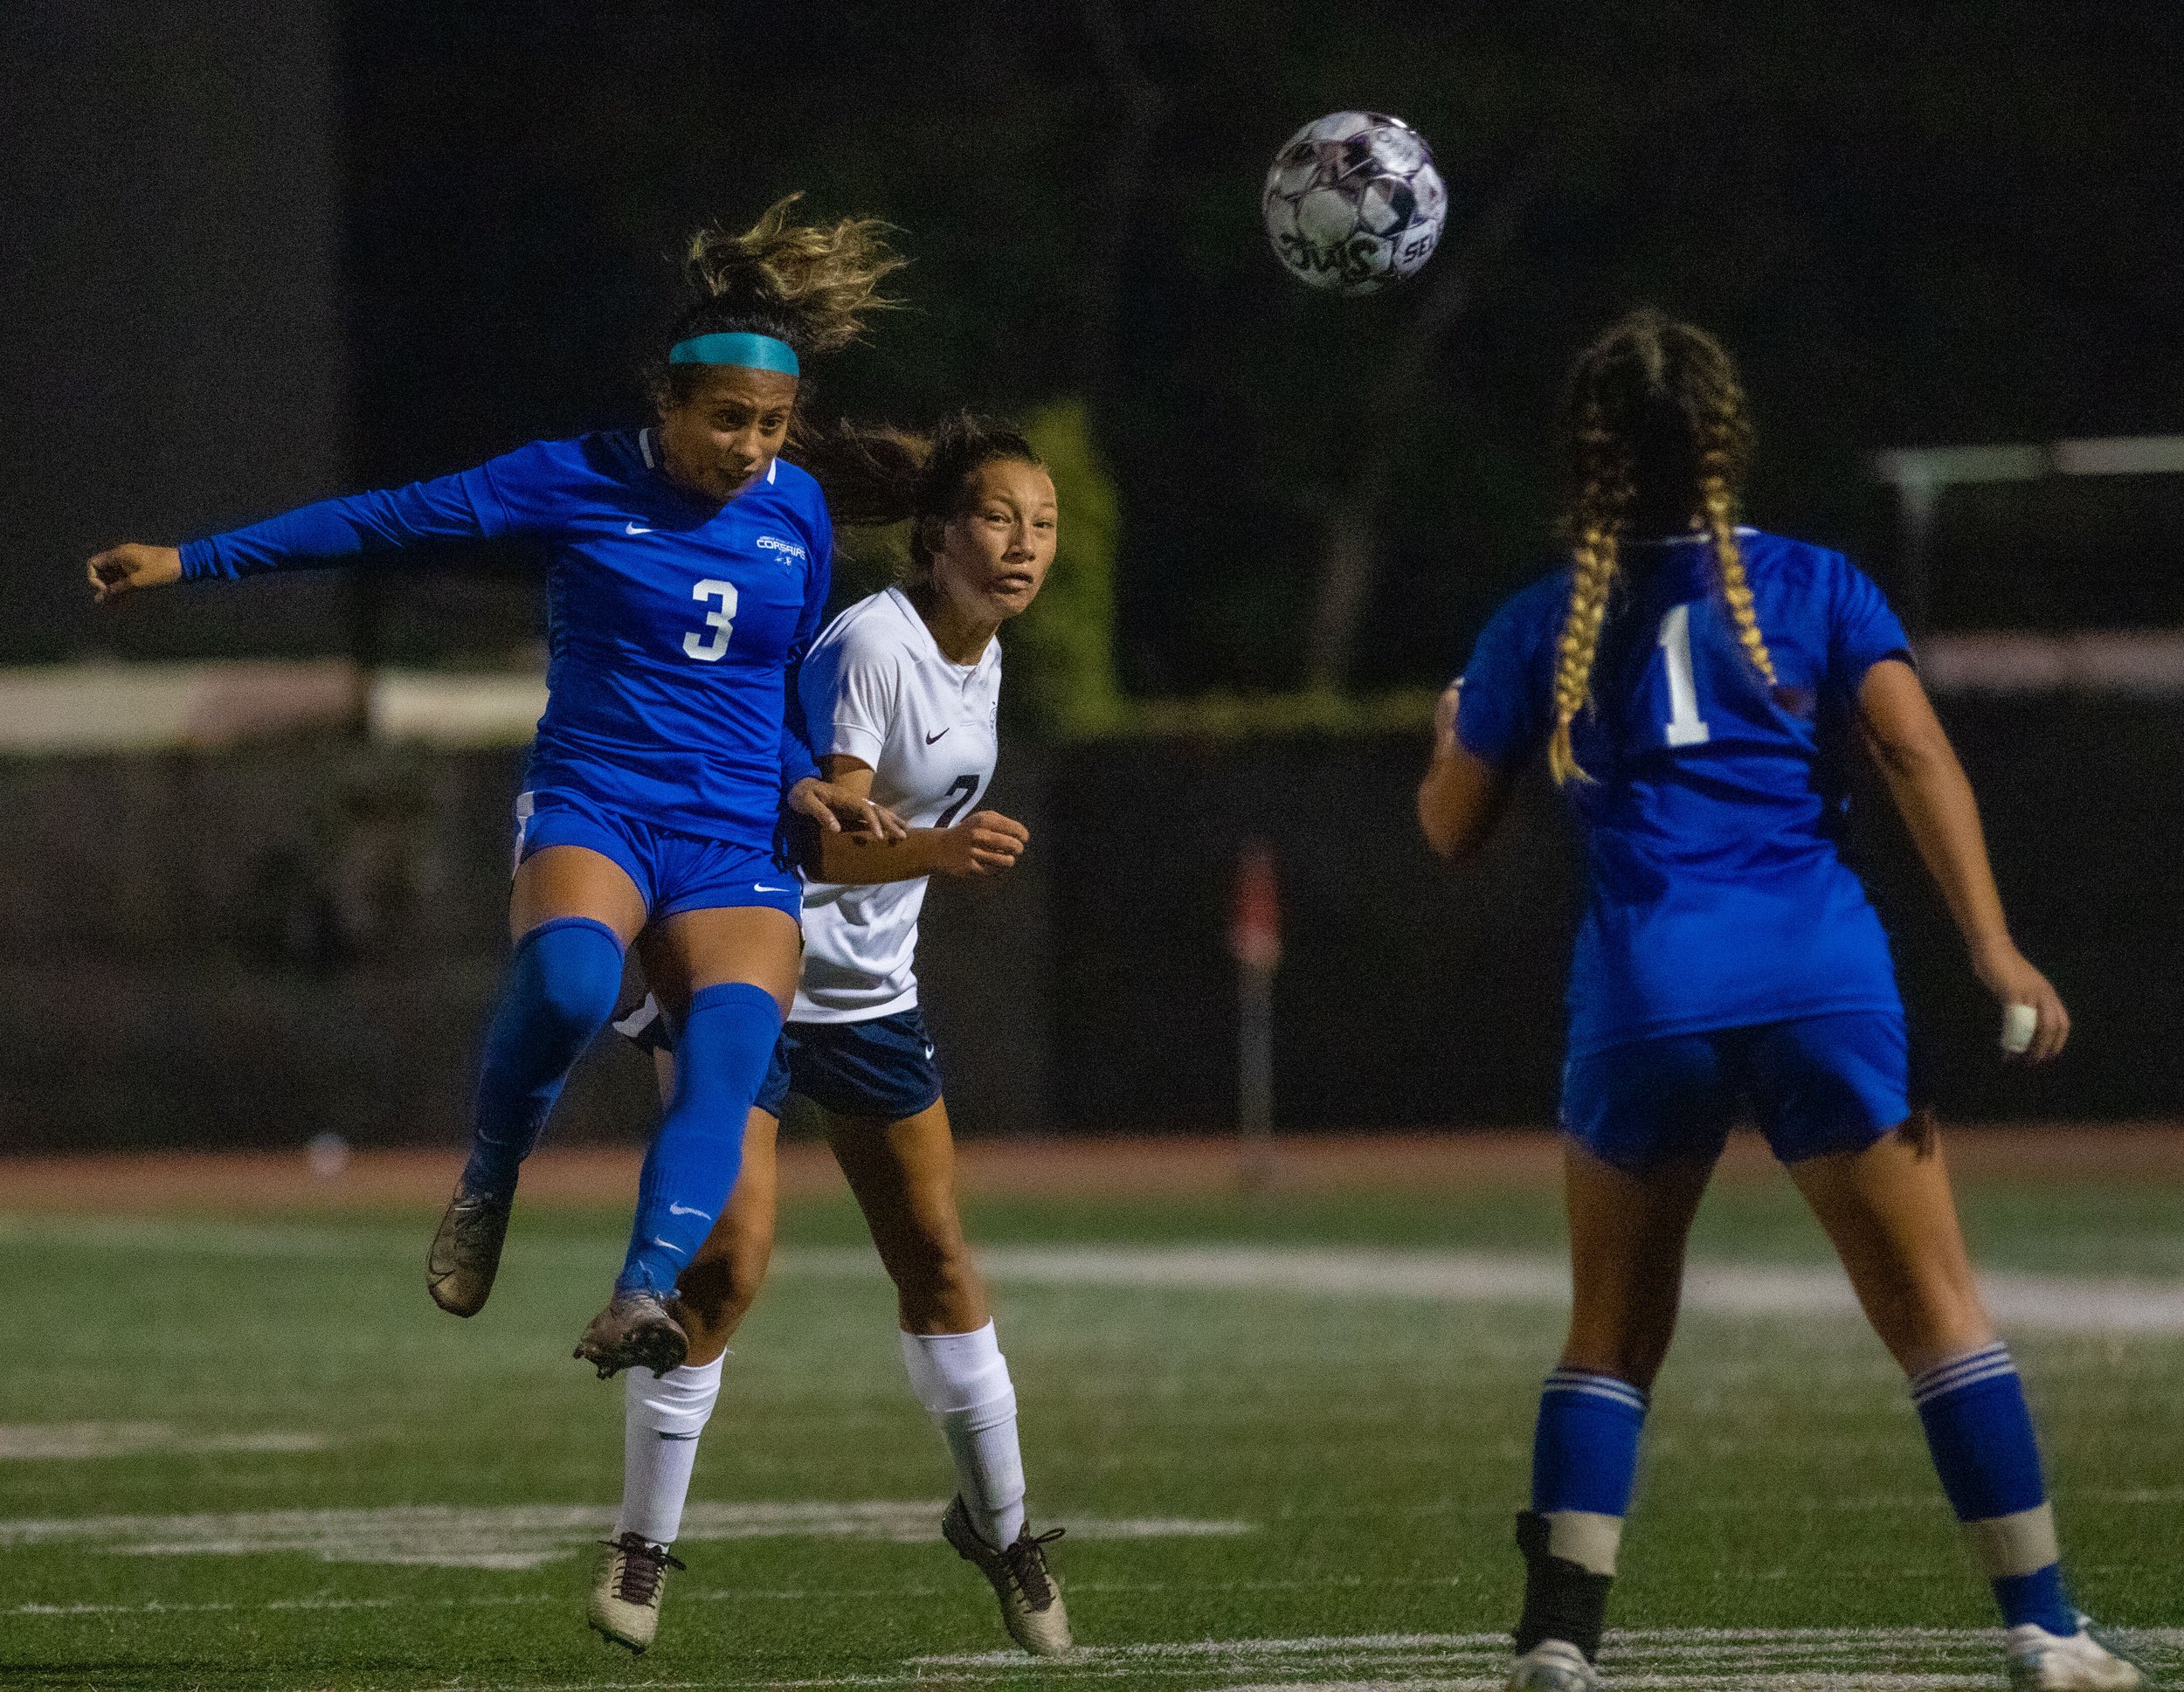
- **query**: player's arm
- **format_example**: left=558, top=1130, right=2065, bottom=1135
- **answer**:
left=1855, top=656, right=2069, bottom=1062
left=778, top=531, right=911, bottom=842
left=799, top=756, right=1027, bottom=883
left=87, top=461, right=524, bottom=602
left=1417, top=681, right=1515, bottom=860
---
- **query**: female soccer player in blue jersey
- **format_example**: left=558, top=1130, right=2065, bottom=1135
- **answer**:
left=86, top=197, right=911, bottom=1380
left=1418, top=311, right=2139, bottom=1692
left=587, top=418, right=1069, bottom=1660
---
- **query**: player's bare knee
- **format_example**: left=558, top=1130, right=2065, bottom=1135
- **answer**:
left=890, top=1239, right=985, bottom=1330
left=674, top=1244, right=771, bottom=1338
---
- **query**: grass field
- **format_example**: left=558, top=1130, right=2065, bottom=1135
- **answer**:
left=2, top=1136, right=2179, bottom=1691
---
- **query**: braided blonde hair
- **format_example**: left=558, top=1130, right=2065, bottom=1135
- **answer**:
left=1548, top=309, right=1767, bottom=784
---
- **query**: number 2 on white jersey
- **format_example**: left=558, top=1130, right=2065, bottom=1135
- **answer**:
left=683, top=579, right=737, bottom=661
left=1658, top=603, right=1711, bottom=747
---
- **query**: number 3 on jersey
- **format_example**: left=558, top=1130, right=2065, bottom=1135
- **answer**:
left=684, top=579, right=737, bottom=661
left=1658, top=602, right=1711, bottom=748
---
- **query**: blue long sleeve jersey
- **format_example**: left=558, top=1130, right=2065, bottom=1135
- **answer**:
left=1455, top=531, right=1914, bottom=1059
left=181, top=428, right=829, bottom=846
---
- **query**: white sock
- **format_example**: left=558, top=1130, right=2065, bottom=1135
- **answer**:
left=613, top=1353, right=723, bottom=1547
left=900, top=1323, right=1026, bottom=1549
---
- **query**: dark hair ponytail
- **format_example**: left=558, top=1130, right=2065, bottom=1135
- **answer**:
left=653, top=193, right=905, bottom=404
left=791, top=412, right=1045, bottom=587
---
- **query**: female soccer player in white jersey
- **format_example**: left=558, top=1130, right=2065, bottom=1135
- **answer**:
left=86, top=199, right=910, bottom=1378
left=586, top=417, right=1069, bottom=1660
left=1419, top=312, right=2139, bottom=1692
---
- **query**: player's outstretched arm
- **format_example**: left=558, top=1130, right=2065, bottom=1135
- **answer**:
left=1417, top=680, right=1513, bottom=861
left=86, top=543, right=183, bottom=603
left=1856, top=657, right=2069, bottom=1063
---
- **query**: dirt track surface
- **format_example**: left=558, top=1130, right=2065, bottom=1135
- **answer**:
left=1, top=1126, right=2176, bottom=1213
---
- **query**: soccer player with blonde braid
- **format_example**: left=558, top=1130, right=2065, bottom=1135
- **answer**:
left=1419, top=310, right=2139, bottom=1692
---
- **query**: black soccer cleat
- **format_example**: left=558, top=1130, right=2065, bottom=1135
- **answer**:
left=426, top=1184, right=514, bottom=1316
left=572, top=1290, right=689, bottom=1380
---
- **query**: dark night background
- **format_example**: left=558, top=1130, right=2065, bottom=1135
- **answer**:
left=11, top=1, right=2184, bottom=676
left=3, top=1, right=2181, bottom=1143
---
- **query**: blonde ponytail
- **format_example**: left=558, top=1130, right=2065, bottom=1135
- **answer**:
left=1551, top=309, right=1766, bottom=781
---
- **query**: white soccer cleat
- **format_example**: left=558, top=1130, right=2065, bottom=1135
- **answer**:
left=1507, top=1638, right=1602, bottom=1691
left=2006, top=1620, right=2144, bottom=1690
left=941, top=1496, right=1072, bottom=1656
left=585, top=1530, right=683, bottom=1654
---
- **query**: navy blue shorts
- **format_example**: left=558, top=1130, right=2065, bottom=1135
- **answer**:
left=515, top=790, right=802, bottom=922
left=616, top=998, right=943, bottom=1124
left=1561, top=1010, right=1911, bottom=1172
left=754, top=1007, right=944, bottom=1122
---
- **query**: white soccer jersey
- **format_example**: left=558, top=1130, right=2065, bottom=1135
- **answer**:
left=791, top=586, right=1001, bottom=1023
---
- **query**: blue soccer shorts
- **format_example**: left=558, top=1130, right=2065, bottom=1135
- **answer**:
left=615, top=998, right=944, bottom=1125
left=1560, top=1010, right=1911, bottom=1172
left=515, top=790, right=803, bottom=922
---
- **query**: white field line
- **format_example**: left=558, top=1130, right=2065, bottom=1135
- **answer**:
left=906, top=1629, right=2184, bottom=1682
left=3, top=1576, right=1464, bottom=1619
left=778, top=1246, right=2184, bottom=1335
left=0, top=1500, right=1250, bottom=1571
left=787, top=1625, right=2184, bottom=1691
left=46, top=1628, right=2178, bottom=1691
left=0, top=1422, right=328, bottom=1461
left=0, top=1579, right=1455, bottom=1621
left=7, top=1218, right=2180, bottom=1335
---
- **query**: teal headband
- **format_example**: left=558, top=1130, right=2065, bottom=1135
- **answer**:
left=667, top=332, right=800, bottom=376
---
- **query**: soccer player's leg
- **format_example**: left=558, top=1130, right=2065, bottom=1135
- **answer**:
left=577, top=894, right=798, bottom=1378
left=1508, top=1037, right=1729, bottom=1690
left=812, top=1012, right=1069, bottom=1657
left=1768, top=1014, right=2140, bottom=1692
left=431, top=831, right=646, bottom=1317
left=590, top=1095, right=784, bottom=1655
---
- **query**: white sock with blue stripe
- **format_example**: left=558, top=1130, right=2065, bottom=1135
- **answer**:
left=1910, top=1341, right=2075, bottom=1634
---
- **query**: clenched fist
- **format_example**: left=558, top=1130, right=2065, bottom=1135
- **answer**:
left=86, top=543, right=183, bottom=604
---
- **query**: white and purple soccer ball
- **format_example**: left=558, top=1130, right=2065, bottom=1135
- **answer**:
left=1261, top=111, right=1448, bottom=295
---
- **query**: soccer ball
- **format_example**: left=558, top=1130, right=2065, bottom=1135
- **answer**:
left=1261, top=111, right=1448, bottom=295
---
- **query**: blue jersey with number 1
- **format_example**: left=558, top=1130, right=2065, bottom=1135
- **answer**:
left=1455, top=531, right=1914, bottom=1058
left=179, top=427, right=829, bottom=847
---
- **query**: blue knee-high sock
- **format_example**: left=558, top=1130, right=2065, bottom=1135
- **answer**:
left=1514, top=1369, right=1648, bottom=1659
left=1532, top=1368, right=1648, bottom=1543
left=618, top=982, right=781, bottom=1297
left=460, top=916, right=625, bottom=1200
left=1911, top=1342, right=2075, bottom=1634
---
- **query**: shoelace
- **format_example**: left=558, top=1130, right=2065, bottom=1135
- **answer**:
left=1001, top=1527, right=1065, bottom=1609
left=605, top=1535, right=684, bottom=1606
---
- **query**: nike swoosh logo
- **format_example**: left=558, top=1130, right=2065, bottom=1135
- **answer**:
left=666, top=1204, right=712, bottom=1219
left=753, top=883, right=797, bottom=894
left=625, top=521, right=653, bottom=535
left=925, top=729, right=950, bottom=744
